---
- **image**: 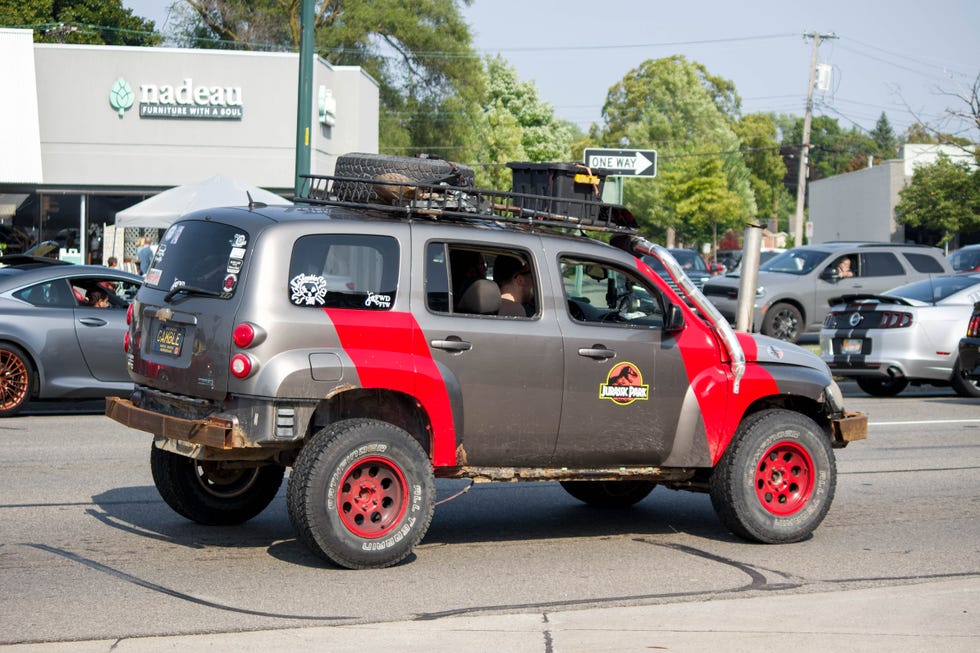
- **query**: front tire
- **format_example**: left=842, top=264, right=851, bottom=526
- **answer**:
left=150, top=446, right=284, bottom=525
left=709, top=409, right=836, bottom=544
left=856, top=376, right=908, bottom=397
left=560, top=480, right=656, bottom=507
left=0, top=343, right=34, bottom=417
left=761, top=303, right=803, bottom=343
left=287, top=418, right=435, bottom=569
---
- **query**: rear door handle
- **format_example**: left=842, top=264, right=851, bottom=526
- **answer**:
left=578, top=347, right=615, bottom=360
left=431, top=338, right=472, bottom=352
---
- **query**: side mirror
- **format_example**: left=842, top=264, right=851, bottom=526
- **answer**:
left=664, top=303, right=685, bottom=333
left=820, top=267, right=839, bottom=281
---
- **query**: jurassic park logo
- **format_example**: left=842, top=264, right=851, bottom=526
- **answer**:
left=598, top=362, right=649, bottom=405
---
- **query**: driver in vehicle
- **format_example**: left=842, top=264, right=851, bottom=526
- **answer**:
left=493, top=255, right=534, bottom=317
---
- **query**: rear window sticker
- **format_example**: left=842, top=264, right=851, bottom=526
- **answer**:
left=227, top=258, right=243, bottom=274
left=231, top=233, right=247, bottom=248
left=230, top=247, right=246, bottom=260
left=145, top=268, right=162, bottom=286
left=598, top=361, right=650, bottom=405
left=365, top=292, right=392, bottom=309
left=223, top=274, right=238, bottom=293
left=290, top=273, right=328, bottom=306
left=168, top=224, right=184, bottom=244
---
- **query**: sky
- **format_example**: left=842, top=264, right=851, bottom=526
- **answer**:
left=123, top=0, right=979, bottom=139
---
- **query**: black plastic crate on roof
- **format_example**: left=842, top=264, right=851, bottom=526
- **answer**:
left=507, top=162, right=612, bottom=222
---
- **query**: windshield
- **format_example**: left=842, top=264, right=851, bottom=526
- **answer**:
left=144, top=220, right=249, bottom=298
left=887, top=274, right=980, bottom=303
left=669, top=250, right=707, bottom=271
left=760, top=248, right=831, bottom=275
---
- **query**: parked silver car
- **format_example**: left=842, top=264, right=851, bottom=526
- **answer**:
left=702, top=243, right=952, bottom=343
left=0, top=257, right=141, bottom=415
left=819, top=273, right=980, bottom=397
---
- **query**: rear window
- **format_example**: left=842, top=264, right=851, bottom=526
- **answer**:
left=861, top=252, right=905, bottom=277
left=145, top=221, right=249, bottom=298
left=289, top=234, right=398, bottom=309
left=888, top=275, right=980, bottom=303
left=904, top=252, right=947, bottom=273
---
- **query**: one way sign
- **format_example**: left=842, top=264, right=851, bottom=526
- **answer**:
left=583, top=148, right=657, bottom=177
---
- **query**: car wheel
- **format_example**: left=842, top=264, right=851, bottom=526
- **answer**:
left=0, top=343, right=34, bottom=417
left=332, top=153, right=475, bottom=204
left=951, top=358, right=980, bottom=398
left=560, top=480, right=656, bottom=507
left=761, top=303, right=803, bottom=342
left=709, top=409, right=836, bottom=544
left=855, top=376, right=909, bottom=397
left=287, top=418, right=435, bottom=569
left=150, top=446, right=284, bottom=525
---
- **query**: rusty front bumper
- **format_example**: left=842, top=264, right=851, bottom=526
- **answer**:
left=831, top=411, right=868, bottom=447
left=105, top=396, right=243, bottom=450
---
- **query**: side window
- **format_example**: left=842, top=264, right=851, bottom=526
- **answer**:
left=288, top=234, right=398, bottom=310
left=861, top=252, right=904, bottom=277
left=425, top=243, right=537, bottom=317
left=71, top=277, right=141, bottom=308
left=904, top=252, right=945, bottom=274
left=560, top=256, right=664, bottom=328
left=13, top=279, right=76, bottom=308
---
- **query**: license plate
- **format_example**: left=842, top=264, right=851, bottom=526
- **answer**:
left=841, top=338, right=863, bottom=355
left=153, top=324, right=185, bottom=357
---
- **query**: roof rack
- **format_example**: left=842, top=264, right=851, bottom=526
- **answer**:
left=294, top=173, right=638, bottom=234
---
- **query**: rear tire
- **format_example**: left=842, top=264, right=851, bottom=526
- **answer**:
left=856, top=376, right=908, bottom=397
left=709, top=409, right=836, bottom=544
left=150, top=446, right=284, bottom=525
left=560, top=480, right=656, bottom=507
left=333, top=153, right=475, bottom=204
left=951, top=357, right=980, bottom=398
left=0, top=343, right=33, bottom=417
left=287, top=418, right=435, bottom=569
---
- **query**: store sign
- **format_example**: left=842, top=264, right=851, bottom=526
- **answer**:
left=109, top=77, right=244, bottom=120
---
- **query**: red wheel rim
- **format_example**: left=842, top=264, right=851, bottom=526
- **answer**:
left=0, top=350, right=29, bottom=412
left=753, top=440, right=815, bottom=516
left=337, top=456, right=408, bottom=538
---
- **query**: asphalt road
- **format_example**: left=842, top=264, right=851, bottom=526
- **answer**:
left=1, top=384, right=979, bottom=646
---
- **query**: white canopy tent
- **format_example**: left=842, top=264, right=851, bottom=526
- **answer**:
left=115, top=176, right=292, bottom=229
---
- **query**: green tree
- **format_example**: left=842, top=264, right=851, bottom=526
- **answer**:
left=594, top=56, right=755, bottom=244
left=175, top=0, right=483, bottom=157
left=869, top=112, right=898, bottom=161
left=473, top=56, right=575, bottom=187
left=1, top=0, right=159, bottom=45
left=734, top=113, right=791, bottom=228
left=778, top=114, right=877, bottom=177
left=895, top=155, right=980, bottom=246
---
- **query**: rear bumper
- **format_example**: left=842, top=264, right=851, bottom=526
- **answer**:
left=105, top=396, right=244, bottom=450
left=831, top=411, right=868, bottom=447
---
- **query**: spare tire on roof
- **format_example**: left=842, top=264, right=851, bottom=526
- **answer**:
left=332, top=153, right=475, bottom=204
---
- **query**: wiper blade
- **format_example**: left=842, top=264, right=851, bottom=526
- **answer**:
left=164, top=285, right=222, bottom=303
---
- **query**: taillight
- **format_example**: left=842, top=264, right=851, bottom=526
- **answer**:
left=233, top=323, right=255, bottom=348
left=124, top=331, right=130, bottom=353
left=878, top=311, right=912, bottom=328
left=126, top=303, right=134, bottom=325
left=968, top=312, right=980, bottom=337
left=823, top=312, right=840, bottom=329
left=230, top=353, right=253, bottom=378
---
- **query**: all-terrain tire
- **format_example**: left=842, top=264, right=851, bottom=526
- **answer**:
left=287, top=418, right=435, bottom=569
left=332, top=153, right=475, bottom=204
left=0, top=343, right=34, bottom=417
left=709, top=409, right=836, bottom=544
left=560, top=480, right=656, bottom=507
left=150, top=446, right=284, bottom=525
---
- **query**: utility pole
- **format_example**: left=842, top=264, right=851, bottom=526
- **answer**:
left=294, top=0, right=315, bottom=196
left=792, top=32, right=837, bottom=247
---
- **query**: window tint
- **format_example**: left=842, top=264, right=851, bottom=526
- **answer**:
left=904, top=252, right=946, bottom=273
left=146, top=221, right=250, bottom=298
left=561, top=256, right=664, bottom=327
left=289, top=234, right=398, bottom=309
left=14, top=279, right=75, bottom=307
left=861, top=252, right=905, bottom=277
left=761, top=248, right=830, bottom=275
left=425, top=243, right=537, bottom=317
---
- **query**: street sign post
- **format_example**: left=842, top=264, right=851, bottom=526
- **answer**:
left=583, top=148, right=657, bottom=178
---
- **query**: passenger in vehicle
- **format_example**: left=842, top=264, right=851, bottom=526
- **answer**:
left=493, top=255, right=534, bottom=317
left=450, top=250, right=487, bottom=309
left=835, top=257, right=855, bottom=279
left=87, top=288, right=110, bottom=308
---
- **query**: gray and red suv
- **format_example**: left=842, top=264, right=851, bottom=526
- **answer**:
left=107, top=154, right=867, bottom=569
